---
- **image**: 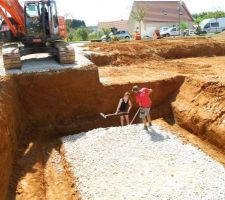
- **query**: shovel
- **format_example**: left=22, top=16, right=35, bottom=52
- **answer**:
left=130, top=107, right=141, bottom=125
left=100, top=112, right=129, bottom=119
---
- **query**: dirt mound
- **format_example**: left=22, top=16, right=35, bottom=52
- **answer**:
left=214, top=31, right=225, bottom=40
left=86, top=38, right=225, bottom=66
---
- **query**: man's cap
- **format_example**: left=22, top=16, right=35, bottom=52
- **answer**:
left=132, top=85, right=139, bottom=92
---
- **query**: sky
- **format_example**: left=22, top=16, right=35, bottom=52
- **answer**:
left=20, top=0, right=225, bottom=26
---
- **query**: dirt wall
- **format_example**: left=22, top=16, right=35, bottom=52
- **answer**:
left=14, top=68, right=184, bottom=136
left=0, top=77, right=26, bottom=200
left=172, top=78, right=225, bottom=150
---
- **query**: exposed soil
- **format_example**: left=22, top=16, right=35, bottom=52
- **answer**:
left=7, top=133, right=80, bottom=200
left=1, top=37, right=225, bottom=200
left=86, top=38, right=225, bottom=152
left=86, top=37, right=225, bottom=66
left=2, top=68, right=183, bottom=200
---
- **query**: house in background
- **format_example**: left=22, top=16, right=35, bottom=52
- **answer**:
left=97, top=20, right=129, bottom=31
left=128, top=1, right=193, bottom=37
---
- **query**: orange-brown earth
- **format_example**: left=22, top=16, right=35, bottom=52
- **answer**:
left=86, top=37, right=225, bottom=151
left=0, top=37, right=225, bottom=200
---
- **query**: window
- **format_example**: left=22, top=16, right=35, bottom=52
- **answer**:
left=26, top=3, right=39, bottom=17
left=211, top=22, right=219, bottom=27
left=204, top=23, right=210, bottom=29
left=172, top=28, right=176, bottom=31
left=162, top=10, right=167, bottom=15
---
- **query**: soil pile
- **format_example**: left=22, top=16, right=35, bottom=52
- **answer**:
left=87, top=38, right=225, bottom=66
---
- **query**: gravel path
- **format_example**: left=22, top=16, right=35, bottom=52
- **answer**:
left=62, top=125, right=225, bottom=200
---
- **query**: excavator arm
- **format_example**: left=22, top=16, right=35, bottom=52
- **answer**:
left=0, top=0, right=25, bottom=36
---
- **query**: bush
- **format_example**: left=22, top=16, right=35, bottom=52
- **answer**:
left=102, top=28, right=111, bottom=40
left=180, top=21, right=188, bottom=30
left=88, top=31, right=104, bottom=40
left=67, top=27, right=89, bottom=41
left=76, top=27, right=89, bottom=41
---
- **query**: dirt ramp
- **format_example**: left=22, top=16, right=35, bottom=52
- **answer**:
left=0, top=78, right=26, bottom=200
left=172, top=78, right=225, bottom=149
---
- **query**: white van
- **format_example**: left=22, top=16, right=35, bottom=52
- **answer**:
left=200, top=18, right=225, bottom=33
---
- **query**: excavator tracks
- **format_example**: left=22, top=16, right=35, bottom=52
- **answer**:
left=1, top=41, right=75, bottom=69
left=2, top=44, right=22, bottom=69
left=54, top=41, right=75, bottom=64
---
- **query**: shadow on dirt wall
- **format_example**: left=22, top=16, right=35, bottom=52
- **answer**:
left=7, top=133, right=63, bottom=200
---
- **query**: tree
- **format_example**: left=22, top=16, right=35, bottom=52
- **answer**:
left=67, top=29, right=74, bottom=41
left=192, top=11, right=225, bottom=24
left=76, top=27, right=89, bottom=41
left=66, top=19, right=86, bottom=30
left=180, top=21, right=188, bottom=30
left=131, top=7, right=146, bottom=35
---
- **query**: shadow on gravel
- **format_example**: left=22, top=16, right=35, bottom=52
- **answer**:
left=147, top=127, right=170, bottom=142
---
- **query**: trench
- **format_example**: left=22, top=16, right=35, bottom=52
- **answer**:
left=1, top=38, right=225, bottom=200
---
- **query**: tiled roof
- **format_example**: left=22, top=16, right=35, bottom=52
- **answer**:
left=98, top=20, right=129, bottom=31
left=130, top=1, right=193, bottom=22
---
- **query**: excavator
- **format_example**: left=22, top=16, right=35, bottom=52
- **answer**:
left=0, top=0, right=75, bottom=69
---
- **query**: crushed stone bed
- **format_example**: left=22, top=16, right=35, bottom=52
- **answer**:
left=62, top=125, right=225, bottom=200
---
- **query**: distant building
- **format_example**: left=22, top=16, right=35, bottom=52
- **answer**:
left=97, top=20, right=129, bottom=31
left=128, top=1, right=194, bottom=37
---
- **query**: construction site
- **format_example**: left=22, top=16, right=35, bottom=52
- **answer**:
left=0, top=35, right=224, bottom=200
left=0, top=0, right=225, bottom=199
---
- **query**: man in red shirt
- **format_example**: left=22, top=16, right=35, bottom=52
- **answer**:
left=132, top=85, right=153, bottom=129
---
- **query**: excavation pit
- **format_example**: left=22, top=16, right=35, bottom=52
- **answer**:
left=0, top=38, right=225, bottom=200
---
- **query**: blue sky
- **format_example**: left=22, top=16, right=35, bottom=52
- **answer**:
left=19, top=0, right=225, bottom=26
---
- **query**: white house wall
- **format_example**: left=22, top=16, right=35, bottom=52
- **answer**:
left=129, top=20, right=193, bottom=37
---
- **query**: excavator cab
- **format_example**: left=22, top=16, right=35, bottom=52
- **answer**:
left=0, top=0, right=74, bottom=69
left=24, top=0, right=59, bottom=44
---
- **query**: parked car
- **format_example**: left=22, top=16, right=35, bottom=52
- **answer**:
left=199, top=17, right=225, bottom=34
left=114, top=30, right=131, bottom=39
left=160, top=27, right=169, bottom=32
left=101, top=30, right=131, bottom=41
left=160, top=27, right=180, bottom=37
left=186, top=29, right=195, bottom=36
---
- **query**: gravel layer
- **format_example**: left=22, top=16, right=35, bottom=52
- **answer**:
left=62, top=125, right=225, bottom=200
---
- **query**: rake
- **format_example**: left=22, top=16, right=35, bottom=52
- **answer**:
left=100, top=112, right=129, bottom=119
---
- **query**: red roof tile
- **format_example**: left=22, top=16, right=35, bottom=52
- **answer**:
left=98, top=20, right=129, bottom=31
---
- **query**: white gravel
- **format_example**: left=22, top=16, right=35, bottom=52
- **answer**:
left=62, top=125, right=225, bottom=200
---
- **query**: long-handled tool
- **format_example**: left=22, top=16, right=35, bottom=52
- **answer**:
left=130, top=107, right=141, bottom=125
left=100, top=112, right=129, bottom=119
